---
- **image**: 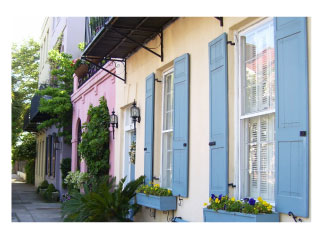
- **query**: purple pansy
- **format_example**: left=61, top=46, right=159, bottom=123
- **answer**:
left=211, top=194, right=216, bottom=200
left=249, top=198, right=256, bottom=206
left=243, top=198, right=249, bottom=203
left=218, top=194, right=222, bottom=200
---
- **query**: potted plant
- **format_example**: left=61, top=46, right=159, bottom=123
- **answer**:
left=43, top=183, right=59, bottom=202
left=37, top=180, right=49, bottom=195
left=136, top=182, right=177, bottom=211
left=203, top=194, right=279, bottom=222
left=72, top=58, right=89, bottom=79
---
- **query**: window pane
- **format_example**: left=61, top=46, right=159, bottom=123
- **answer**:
left=245, top=114, right=275, bottom=201
left=163, top=71, right=174, bottom=131
left=242, top=20, right=275, bottom=115
left=162, top=131, right=173, bottom=189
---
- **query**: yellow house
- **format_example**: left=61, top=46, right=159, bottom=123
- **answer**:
left=82, top=17, right=310, bottom=222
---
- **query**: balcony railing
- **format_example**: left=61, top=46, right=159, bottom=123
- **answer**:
left=84, top=17, right=111, bottom=49
left=78, top=59, right=108, bottom=88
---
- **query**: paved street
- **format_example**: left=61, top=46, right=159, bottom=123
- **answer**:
left=11, top=174, right=62, bottom=222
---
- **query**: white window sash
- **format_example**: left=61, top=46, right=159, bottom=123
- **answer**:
left=160, top=68, right=174, bottom=189
left=234, top=18, right=276, bottom=204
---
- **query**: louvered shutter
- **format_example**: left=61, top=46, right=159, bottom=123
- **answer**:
left=274, top=17, right=309, bottom=217
left=209, top=33, right=229, bottom=197
left=172, top=53, right=189, bottom=197
left=144, top=73, right=155, bottom=184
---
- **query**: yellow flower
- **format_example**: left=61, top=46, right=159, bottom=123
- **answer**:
left=144, top=191, right=146, bottom=194
left=168, top=189, right=171, bottom=194
left=231, top=197, right=235, bottom=202
left=209, top=197, right=212, bottom=202
left=263, top=201, right=268, bottom=207
left=258, top=197, right=263, bottom=202
left=155, top=184, right=160, bottom=188
left=203, top=203, right=208, bottom=207
left=215, top=198, right=220, bottom=203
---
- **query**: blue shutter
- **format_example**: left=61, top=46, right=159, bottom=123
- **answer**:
left=208, top=33, right=228, bottom=197
left=172, top=53, right=189, bottom=197
left=144, top=73, right=155, bottom=184
left=274, top=17, right=309, bottom=217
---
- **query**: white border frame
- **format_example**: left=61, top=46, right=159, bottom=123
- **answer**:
left=159, top=67, right=174, bottom=188
left=234, top=17, right=276, bottom=201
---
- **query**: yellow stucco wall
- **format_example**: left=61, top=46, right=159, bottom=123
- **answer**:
left=35, top=131, right=46, bottom=187
left=114, top=17, right=311, bottom=222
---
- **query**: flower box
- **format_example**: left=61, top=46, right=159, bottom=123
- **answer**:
left=136, top=193, right=177, bottom=211
left=39, top=188, right=47, bottom=196
left=203, top=208, right=279, bottom=222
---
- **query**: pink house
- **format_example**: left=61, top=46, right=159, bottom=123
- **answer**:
left=71, top=62, right=116, bottom=176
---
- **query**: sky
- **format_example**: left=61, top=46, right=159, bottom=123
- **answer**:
left=10, top=16, right=45, bottom=44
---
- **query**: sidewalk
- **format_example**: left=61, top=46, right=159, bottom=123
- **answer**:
left=11, top=174, right=62, bottom=222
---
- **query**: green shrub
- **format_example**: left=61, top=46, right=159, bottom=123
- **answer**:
left=60, top=158, right=71, bottom=189
left=61, top=175, right=145, bottom=222
left=37, top=180, right=49, bottom=193
left=44, top=183, right=58, bottom=201
left=25, top=159, right=35, bottom=184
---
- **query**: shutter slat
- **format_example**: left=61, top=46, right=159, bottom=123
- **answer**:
left=172, top=53, right=189, bottom=197
left=209, top=33, right=228, bottom=196
left=274, top=17, right=309, bottom=217
left=144, top=73, right=155, bottom=184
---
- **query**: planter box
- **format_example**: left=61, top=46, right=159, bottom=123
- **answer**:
left=136, top=193, right=177, bottom=211
left=39, top=188, right=47, bottom=196
left=51, top=191, right=60, bottom=202
left=203, top=208, right=279, bottom=222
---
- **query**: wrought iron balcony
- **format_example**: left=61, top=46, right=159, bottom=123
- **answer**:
left=84, top=17, right=112, bottom=50
left=78, top=59, right=108, bottom=88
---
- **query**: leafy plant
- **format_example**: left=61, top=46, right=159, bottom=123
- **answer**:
left=44, top=183, right=58, bottom=201
left=37, top=180, right=49, bottom=193
left=136, top=182, right=172, bottom=196
left=12, top=133, right=36, bottom=162
left=64, top=171, right=90, bottom=192
left=11, top=39, right=40, bottom=148
left=61, top=175, right=145, bottom=222
left=25, top=159, right=35, bottom=184
left=37, top=49, right=75, bottom=143
left=204, top=194, right=273, bottom=214
left=60, top=158, right=71, bottom=189
left=78, top=96, right=110, bottom=177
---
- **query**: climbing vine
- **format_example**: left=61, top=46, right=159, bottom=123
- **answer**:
left=78, top=96, right=111, bottom=177
left=37, top=49, right=75, bottom=143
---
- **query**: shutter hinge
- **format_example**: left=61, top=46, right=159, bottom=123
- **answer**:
left=227, top=41, right=235, bottom=46
left=288, top=212, right=303, bottom=222
left=228, top=183, right=236, bottom=188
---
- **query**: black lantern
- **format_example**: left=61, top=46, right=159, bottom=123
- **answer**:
left=110, top=109, right=118, bottom=139
left=130, top=100, right=141, bottom=135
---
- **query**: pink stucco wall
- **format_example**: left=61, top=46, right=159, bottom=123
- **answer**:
left=71, top=62, right=116, bottom=176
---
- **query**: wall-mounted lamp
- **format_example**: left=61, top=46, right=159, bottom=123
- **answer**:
left=130, top=100, right=141, bottom=135
left=110, top=109, right=118, bottom=139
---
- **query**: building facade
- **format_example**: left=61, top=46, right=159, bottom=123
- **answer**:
left=74, top=17, right=310, bottom=222
left=25, top=17, right=85, bottom=195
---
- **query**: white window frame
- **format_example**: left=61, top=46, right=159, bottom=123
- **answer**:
left=122, top=106, right=135, bottom=186
left=234, top=17, right=276, bottom=206
left=160, top=67, right=174, bottom=189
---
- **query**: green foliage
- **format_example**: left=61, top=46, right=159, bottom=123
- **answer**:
left=25, top=159, right=35, bottom=184
left=136, top=182, right=172, bottom=196
left=61, top=175, right=145, bottom=222
left=44, top=184, right=58, bottom=201
left=37, top=180, right=49, bottom=193
left=37, top=49, right=75, bottom=143
left=11, top=39, right=40, bottom=147
left=64, top=171, right=90, bottom=192
left=204, top=194, right=273, bottom=214
left=78, top=96, right=110, bottom=177
left=12, top=133, right=36, bottom=162
left=78, top=42, right=85, bottom=52
left=60, top=158, right=71, bottom=189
